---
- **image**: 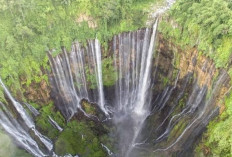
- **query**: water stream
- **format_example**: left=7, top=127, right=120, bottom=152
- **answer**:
left=0, top=0, right=226, bottom=157
left=111, top=19, right=158, bottom=157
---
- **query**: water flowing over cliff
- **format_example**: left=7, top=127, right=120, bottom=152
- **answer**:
left=48, top=39, right=108, bottom=121
left=0, top=78, right=53, bottom=157
left=0, top=18, right=160, bottom=157
left=0, top=0, right=230, bottom=157
left=111, top=20, right=158, bottom=157
left=0, top=22, right=229, bottom=157
left=46, top=19, right=159, bottom=156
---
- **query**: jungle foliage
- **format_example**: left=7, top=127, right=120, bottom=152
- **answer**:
left=159, top=0, right=232, bottom=68
left=0, top=0, right=160, bottom=95
left=195, top=93, right=232, bottom=157
left=0, top=0, right=161, bottom=155
left=158, top=0, right=232, bottom=156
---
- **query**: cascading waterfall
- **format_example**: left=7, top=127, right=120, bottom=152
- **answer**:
left=47, top=19, right=159, bottom=156
left=48, top=39, right=108, bottom=120
left=0, top=27, right=228, bottom=157
left=0, top=78, right=53, bottom=157
left=86, top=40, right=108, bottom=115
left=1, top=0, right=227, bottom=157
left=111, top=19, right=159, bottom=157
left=0, top=77, right=80, bottom=157
left=48, top=48, right=81, bottom=120
left=152, top=71, right=228, bottom=154
left=25, top=102, right=40, bottom=117
left=48, top=116, right=63, bottom=132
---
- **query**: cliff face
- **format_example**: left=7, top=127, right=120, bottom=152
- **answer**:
left=157, top=33, right=230, bottom=112
left=137, top=33, right=230, bottom=157
left=15, top=25, right=230, bottom=157
left=95, top=30, right=230, bottom=156
left=23, top=79, right=51, bottom=105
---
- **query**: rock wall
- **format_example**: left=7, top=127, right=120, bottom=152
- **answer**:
left=137, top=32, right=231, bottom=157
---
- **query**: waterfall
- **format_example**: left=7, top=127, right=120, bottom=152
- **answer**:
left=134, top=19, right=158, bottom=115
left=153, top=71, right=228, bottom=153
left=0, top=19, right=160, bottom=157
left=48, top=39, right=108, bottom=120
left=0, top=78, right=81, bottom=157
left=0, top=78, right=53, bottom=157
left=25, top=102, right=40, bottom=117
left=47, top=18, right=159, bottom=157
left=1, top=1, right=219, bottom=156
left=48, top=116, right=63, bottom=132
left=101, top=143, right=114, bottom=156
left=48, top=48, right=80, bottom=120
left=0, top=107, right=46, bottom=157
left=88, top=40, right=107, bottom=115
left=0, top=79, right=34, bottom=128
left=111, top=19, right=159, bottom=157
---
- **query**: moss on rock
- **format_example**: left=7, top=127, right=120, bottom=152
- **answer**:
left=55, top=121, right=107, bottom=157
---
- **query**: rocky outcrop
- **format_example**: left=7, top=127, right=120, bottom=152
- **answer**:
left=23, top=79, right=51, bottom=105
left=24, top=80, right=50, bottom=105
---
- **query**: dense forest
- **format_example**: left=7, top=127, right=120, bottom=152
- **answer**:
left=0, top=0, right=161, bottom=90
left=0, top=0, right=232, bottom=156
left=0, top=0, right=163, bottom=156
left=159, top=0, right=232, bottom=156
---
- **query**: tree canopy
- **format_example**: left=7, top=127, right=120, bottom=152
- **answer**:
left=0, top=0, right=159, bottom=94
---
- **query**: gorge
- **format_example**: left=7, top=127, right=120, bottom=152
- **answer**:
left=0, top=0, right=232, bottom=157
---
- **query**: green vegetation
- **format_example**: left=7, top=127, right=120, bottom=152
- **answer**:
left=34, top=102, right=109, bottom=156
left=161, top=75, right=170, bottom=87
left=167, top=118, right=187, bottom=143
left=159, top=0, right=232, bottom=69
left=55, top=121, right=107, bottom=157
left=102, top=58, right=117, bottom=86
left=171, top=93, right=188, bottom=117
left=158, top=1, right=232, bottom=156
left=36, top=102, right=65, bottom=139
left=2, top=0, right=232, bottom=156
left=85, top=57, right=117, bottom=88
left=0, top=1, right=164, bottom=156
left=195, top=93, right=232, bottom=157
left=0, top=0, right=162, bottom=96
left=81, top=100, right=96, bottom=115
left=0, top=131, right=33, bottom=157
